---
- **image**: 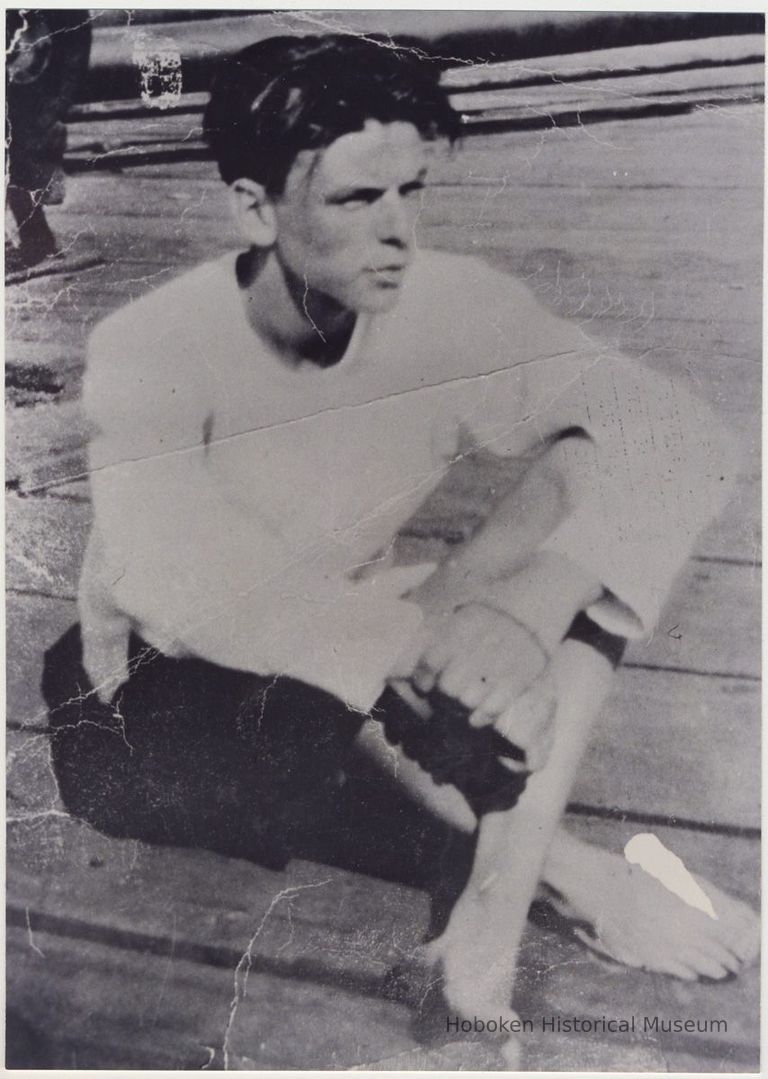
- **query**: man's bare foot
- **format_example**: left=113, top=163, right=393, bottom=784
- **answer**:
left=422, top=889, right=523, bottom=1026
left=543, top=831, right=759, bottom=980
left=418, top=934, right=523, bottom=1070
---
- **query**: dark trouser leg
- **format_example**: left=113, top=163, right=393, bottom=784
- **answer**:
left=43, top=624, right=474, bottom=930
left=294, top=741, right=477, bottom=935
left=43, top=625, right=365, bottom=869
left=6, top=186, right=57, bottom=266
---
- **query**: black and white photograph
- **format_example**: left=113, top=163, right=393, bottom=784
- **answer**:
left=5, top=6, right=762, bottom=1071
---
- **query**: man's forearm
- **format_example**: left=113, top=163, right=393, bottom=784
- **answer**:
left=436, top=438, right=604, bottom=652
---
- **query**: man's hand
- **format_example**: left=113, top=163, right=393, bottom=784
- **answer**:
left=411, top=601, right=556, bottom=770
left=395, top=545, right=603, bottom=773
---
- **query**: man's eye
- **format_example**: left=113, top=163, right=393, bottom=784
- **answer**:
left=401, top=183, right=425, bottom=198
left=336, top=192, right=380, bottom=208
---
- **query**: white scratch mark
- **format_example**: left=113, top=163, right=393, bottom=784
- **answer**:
left=221, top=878, right=333, bottom=1068
left=301, top=274, right=326, bottom=343
left=8, top=808, right=71, bottom=824
left=625, top=832, right=717, bottom=919
left=25, top=907, right=45, bottom=958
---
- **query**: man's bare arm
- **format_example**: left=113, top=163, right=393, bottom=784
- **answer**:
left=403, top=435, right=604, bottom=757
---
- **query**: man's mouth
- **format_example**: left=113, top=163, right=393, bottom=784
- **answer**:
left=368, top=264, right=408, bottom=285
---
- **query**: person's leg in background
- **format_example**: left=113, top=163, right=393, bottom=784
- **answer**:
left=6, top=10, right=92, bottom=274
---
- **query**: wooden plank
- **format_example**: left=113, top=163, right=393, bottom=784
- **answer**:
left=7, top=815, right=433, bottom=1068
left=624, top=561, right=759, bottom=678
left=66, top=64, right=765, bottom=162
left=5, top=313, right=89, bottom=360
left=443, top=34, right=765, bottom=92
left=695, top=486, right=760, bottom=565
left=460, top=87, right=764, bottom=132
left=6, top=925, right=425, bottom=1071
left=124, top=104, right=762, bottom=193
left=52, top=172, right=229, bottom=220
left=663, top=1050, right=759, bottom=1074
left=74, top=35, right=763, bottom=120
left=7, top=812, right=758, bottom=1069
left=65, top=103, right=763, bottom=197
left=49, top=183, right=762, bottom=286
left=574, top=668, right=760, bottom=828
left=51, top=174, right=763, bottom=271
left=58, top=109, right=762, bottom=244
left=6, top=594, right=76, bottom=729
left=6, top=400, right=89, bottom=493
left=31, top=215, right=763, bottom=341
left=6, top=495, right=90, bottom=599
left=7, top=929, right=232, bottom=1069
left=8, top=919, right=749, bottom=1070
left=4, top=338, right=84, bottom=374
left=501, top=252, right=761, bottom=318
left=572, top=313, right=760, bottom=369
left=8, top=817, right=426, bottom=952
left=422, top=219, right=759, bottom=304
left=450, top=62, right=765, bottom=116
left=7, top=729, right=63, bottom=818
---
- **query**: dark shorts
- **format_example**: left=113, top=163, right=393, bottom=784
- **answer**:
left=42, top=615, right=622, bottom=901
left=43, top=625, right=472, bottom=899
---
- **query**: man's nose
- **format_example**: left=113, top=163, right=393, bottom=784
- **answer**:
left=376, top=192, right=412, bottom=249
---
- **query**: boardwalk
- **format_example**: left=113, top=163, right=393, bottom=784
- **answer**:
left=6, top=30, right=762, bottom=1071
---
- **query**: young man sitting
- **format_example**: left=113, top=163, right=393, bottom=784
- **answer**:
left=44, top=33, right=758, bottom=1050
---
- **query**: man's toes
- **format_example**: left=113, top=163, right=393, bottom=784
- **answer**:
left=683, top=951, right=731, bottom=980
left=700, top=940, right=743, bottom=975
left=736, top=907, right=760, bottom=946
left=661, top=960, right=699, bottom=981
left=715, top=913, right=759, bottom=962
left=731, top=925, right=760, bottom=964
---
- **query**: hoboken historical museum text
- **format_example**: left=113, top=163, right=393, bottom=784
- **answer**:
left=446, top=1015, right=729, bottom=1036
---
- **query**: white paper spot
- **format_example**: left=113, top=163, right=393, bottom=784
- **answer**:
left=624, top=832, right=718, bottom=919
left=132, top=31, right=182, bottom=110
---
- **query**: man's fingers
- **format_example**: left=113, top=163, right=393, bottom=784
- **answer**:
left=411, top=658, right=437, bottom=695
left=436, top=626, right=532, bottom=705
left=494, top=693, right=555, bottom=748
left=524, top=715, right=556, bottom=771
left=490, top=685, right=557, bottom=771
left=409, top=603, right=552, bottom=719
left=468, top=672, right=550, bottom=730
left=468, top=685, right=516, bottom=728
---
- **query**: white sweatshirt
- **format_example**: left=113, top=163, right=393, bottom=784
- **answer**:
left=79, top=249, right=733, bottom=710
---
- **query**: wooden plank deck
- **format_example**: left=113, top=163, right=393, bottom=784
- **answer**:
left=6, top=39, right=761, bottom=1071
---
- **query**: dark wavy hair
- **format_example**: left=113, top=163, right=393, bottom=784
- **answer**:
left=203, top=34, right=460, bottom=193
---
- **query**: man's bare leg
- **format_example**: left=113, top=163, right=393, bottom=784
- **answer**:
left=360, top=638, right=759, bottom=1023
left=422, top=637, right=613, bottom=1025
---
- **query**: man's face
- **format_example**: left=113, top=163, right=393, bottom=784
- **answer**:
left=270, top=120, right=429, bottom=315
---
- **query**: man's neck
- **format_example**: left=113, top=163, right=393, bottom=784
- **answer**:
left=237, top=249, right=356, bottom=367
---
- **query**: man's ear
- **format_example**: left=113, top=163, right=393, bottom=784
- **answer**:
left=230, top=177, right=278, bottom=248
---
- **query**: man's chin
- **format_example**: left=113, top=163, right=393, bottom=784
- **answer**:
left=356, top=285, right=405, bottom=315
